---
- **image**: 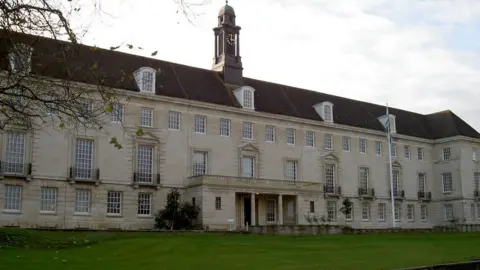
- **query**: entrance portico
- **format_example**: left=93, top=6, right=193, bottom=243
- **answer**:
left=235, top=192, right=298, bottom=228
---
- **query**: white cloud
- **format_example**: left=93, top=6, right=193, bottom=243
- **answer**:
left=71, top=0, right=480, bottom=131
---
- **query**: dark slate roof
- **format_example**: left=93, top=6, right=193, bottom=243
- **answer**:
left=1, top=31, right=479, bottom=140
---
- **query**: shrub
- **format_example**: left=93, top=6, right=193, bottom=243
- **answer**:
left=155, top=188, right=201, bottom=230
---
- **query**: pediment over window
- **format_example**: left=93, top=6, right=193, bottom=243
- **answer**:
left=238, top=142, right=259, bottom=153
left=233, top=86, right=255, bottom=110
left=313, top=101, right=334, bottom=123
left=323, top=152, right=339, bottom=162
left=134, top=131, right=160, bottom=143
left=133, top=67, right=157, bottom=93
left=392, top=160, right=402, bottom=168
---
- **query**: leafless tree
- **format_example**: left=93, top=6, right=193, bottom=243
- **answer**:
left=0, top=0, right=210, bottom=149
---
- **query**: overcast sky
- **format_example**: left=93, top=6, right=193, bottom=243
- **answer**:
left=73, top=0, right=480, bottom=131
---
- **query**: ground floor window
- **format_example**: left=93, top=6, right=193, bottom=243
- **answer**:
left=361, top=202, right=370, bottom=221
left=138, top=193, right=151, bottom=216
left=444, top=204, right=454, bottom=221
left=394, top=202, right=401, bottom=221
left=378, top=203, right=386, bottom=221
left=215, top=197, right=221, bottom=210
left=267, top=199, right=276, bottom=222
left=407, top=204, right=415, bottom=221
left=327, top=201, right=336, bottom=221
left=420, top=204, right=428, bottom=221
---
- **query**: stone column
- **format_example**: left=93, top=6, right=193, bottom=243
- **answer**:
left=278, top=194, right=283, bottom=225
left=295, top=195, right=300, bottom=225
left=251, top=193, right=256, bottom=226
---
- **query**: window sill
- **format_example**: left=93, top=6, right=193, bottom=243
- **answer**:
left=194, top=132, right=206, bottom=135
left=106, top=214, right=123, bottom=218
left=137, top=215, right=154, bottom=219
left=168, top=128, right=180, bottom=131
left=220, top=134, right=231, bottom=138
left=39, top=211, right=57, bottom=216
left=2, top=210, right=22, bottom=214
left=73, top=213, right=92, bottom=217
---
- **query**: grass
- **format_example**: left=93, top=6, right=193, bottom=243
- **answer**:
left=1, top=229, right=480, bottom=270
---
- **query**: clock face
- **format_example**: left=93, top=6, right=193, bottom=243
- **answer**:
left=227, top=33, right=235, bottom=45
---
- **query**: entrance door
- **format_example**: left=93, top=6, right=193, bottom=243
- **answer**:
left=244, top=198, right=251, bottom=226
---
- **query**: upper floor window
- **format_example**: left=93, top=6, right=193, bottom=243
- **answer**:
left=192, top=151, right=208, bottom=176
left=313, top=102, right=334, bottom=123
left=265, top=125, right=275, bottom=142
left=375, top=141, right=382, bottom=155
left=442, top=148, right=451, bottom=161
left=391, top=143, right=397, bottom=157
left=233, top=87, right=255, bottom=110
left=305, top=131, right=315, bottom=147
left=243, top=122, right=253, bottom=139
left=359, top=138, right=367, bottom=154
left=5, top=131, right=26, bottom=174
left=9, top=43, right=33, bottom=74
left=286, top=128, right=295, bottom=145
left=134, top=67, right=156, bottom=93
left=324, top=134, right=333, bottom=149
left=194, top=115, right=206, bottom=134
left=417, top=147, right=424, bottom=160
left=243, top=89, right=254, bottom=109
left=342, top=136, right=350, bottom=151
left=442, top=172, right=453, bottom=193
left=111, top=103, right=124, bottom=123
left=285, top=160, right=298, bottom=181
left=75, top=138, right=94, bottom=179
left=473, top=147, right=480, bottom=161
left=404, top=145, right=410, bottom=159
left=168, top=111, right=181, bottom=130
left=220, top=118, right=231, bottom=137
left=140, top=107, right=153, bottom=127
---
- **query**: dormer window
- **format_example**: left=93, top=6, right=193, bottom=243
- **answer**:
left=233, top=86, right=255, bottom=110
left=9, top=43, right=33, bottom=74
left=377, top=114, right=396, bottom=134
left=313, top=101, right=334, bottom=123
left=134, top=67, right=156, bottom=93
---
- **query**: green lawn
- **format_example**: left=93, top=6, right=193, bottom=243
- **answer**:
left=1, top=229, right=479, bottom=269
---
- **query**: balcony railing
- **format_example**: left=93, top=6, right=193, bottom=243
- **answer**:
left=0, top=161, right=32, bottom=177
left=418, top=191, right=432, bottom=200
left=389, top=189, right=405, bottom=198
left=324, top=185, right=342, bottom=196
left=358, top=187, right=375, bottom=197
left=186, top=174, right=322, bottom=192
left=133, top=172, right=160, bottom=186
left=69, top=167, right=100, bottom=182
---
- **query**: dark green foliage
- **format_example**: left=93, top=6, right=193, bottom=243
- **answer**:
left=155, top=188, right=201, bottom=230
left=339, top=197, right=353, bottom=218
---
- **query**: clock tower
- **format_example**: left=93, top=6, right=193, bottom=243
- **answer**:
left=212, top=1, right=243, bottom=86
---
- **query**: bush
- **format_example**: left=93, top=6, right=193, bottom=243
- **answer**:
left=155, top=188, right=201, bottom=230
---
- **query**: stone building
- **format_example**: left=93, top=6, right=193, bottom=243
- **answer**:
left=0, top=3, right=479, bottom=230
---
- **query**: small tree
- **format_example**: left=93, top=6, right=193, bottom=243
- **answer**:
left=155, top=188, right=200, bottom=230
left=339, top=197, right=353, bottom=221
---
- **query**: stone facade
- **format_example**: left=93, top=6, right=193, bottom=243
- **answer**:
left=0, top=91, right=479, bottom=230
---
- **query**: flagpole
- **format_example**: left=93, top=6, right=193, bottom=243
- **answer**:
left=386, top=103, right=396, bottom=228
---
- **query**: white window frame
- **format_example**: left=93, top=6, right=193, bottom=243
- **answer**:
left=325, top=163, right=336, bottom=190
left=442, top=172, right=453, bottom=193
left=192, top=150, right=208, bottom=176
left=407, top=204, right=415, bottom=221
left=474, top=172, right=479, bottom=191
left=140, top=70, right=155, bottom=93
left=391, top=143, right=397, bottom=157
left=286, top=128, right=295, bottom=145
left=194, top=115, right=206, bottom=134
left=266, top=199, right=276, bottom=223
left=359, top=138, right=367, bottom=154
left=359, top=167, right=369, bottom=190
left=219, top=118, right=231, bottom=137
left=241, top=156, right=255, bottom=178
left=74, top=189, right=91, bottom=214
left=243, top=122, right=254, bottom=140
left=40, top=187, right=57, bottom=213
left=168, top=111, right=181, bottom=130
left=285, top=160, right=298, bottom=181
left=323, top=104, right=333, bottom=122
left=305, top=131, right=315, bottom=147
left=111, top=103, right=124, bottom=123
left=137, top=145, right=154, bottom=183
left=4, top=185, right=22, bottom=212
left=137, top=192, right=152, bottom=216
left=394, top=202, right=401, bottom=221
left=140, top=107, right=153, bottom=127
left=243, top=89, right=254, bottom=109
left=74, top=138, right=94, bottom=179
left=442, top=148, right=451, bottom=161
left=107, top=191, right=122, bottom=216
left=444, top=204, right=454, bottom=221
left=342, top=136, right=350, bottom=151
left=265, top=125, right=275, bottom=142
left=404, top=145, right=410, bottom=159
left=378, top=203, right=386, bottom=221
left=4, top=131, right=26, bottom=175
left=420, top=204, right=428, bottom=221
left=418, top=173, right=426, bottom=193
left=361, top=202, right=370, bottom=221
left=417, top=147, right=424, bottom=160
left=327, top=201, right=336, bottom=221
left=375, top=141, right=382, bottom=156
left=324, top=134, right=333, bottom=150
